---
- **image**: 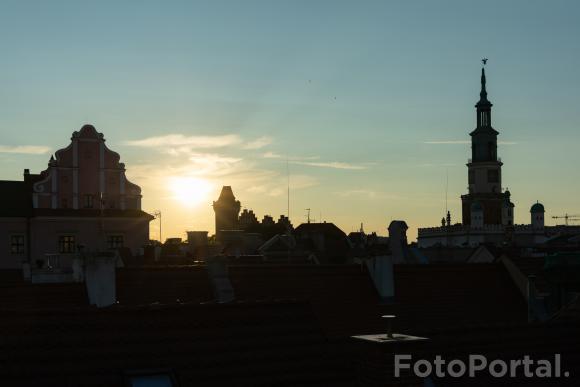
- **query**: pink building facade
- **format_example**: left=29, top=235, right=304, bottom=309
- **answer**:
left=0, top=125, right=152, bottom=269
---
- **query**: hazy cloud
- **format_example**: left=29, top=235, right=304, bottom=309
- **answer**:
left=125, top=134, right=241, bottom=148
left=418, top=163, right=457, bottom=167
left=423, top=140, right=469, bottom=144
left=336, top=189, right=378, bottom=199
left=424, top=140, right=517, bottom=145
left=247, top=174, right=318, bottom=197
left=291, top=161, right=368, bottom=170
left=243, top=136, right=273, bottom=150
left=263, top=151, right=283, bottom=159
left=0, top=145, right=51, bottom=154
left=262, top=152, right=320, bottom=161
left=335, top=189, right=404, bottom=200
left=188, top=153, right=243, bottom=176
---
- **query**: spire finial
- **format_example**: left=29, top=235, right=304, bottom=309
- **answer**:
left=479, top=59, right=488, bottom=101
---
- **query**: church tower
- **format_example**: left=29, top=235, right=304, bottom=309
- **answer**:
left=461, top=63, right=511, bottom=225
left=212, top=186, right=241, bottom=237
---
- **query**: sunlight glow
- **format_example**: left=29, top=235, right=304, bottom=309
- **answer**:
left=169, top=177, right=213, bottom=207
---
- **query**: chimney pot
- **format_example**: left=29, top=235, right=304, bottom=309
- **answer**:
left=382, top=315, right=396, bottom=339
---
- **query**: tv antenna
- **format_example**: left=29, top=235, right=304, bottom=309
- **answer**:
left=552, top=213, right=580, bottom=226
left=305, top=208, right=311, bottom=223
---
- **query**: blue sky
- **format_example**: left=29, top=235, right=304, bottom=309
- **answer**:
left=1, top=1, right=580, bottom=240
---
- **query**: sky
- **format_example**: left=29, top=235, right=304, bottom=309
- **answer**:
left=1, top=0, right=580, bottom=241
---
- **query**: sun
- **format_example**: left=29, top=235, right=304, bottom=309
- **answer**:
left=168, top=177, right=213, bottom=207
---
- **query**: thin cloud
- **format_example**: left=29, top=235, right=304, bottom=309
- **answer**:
left=335, top=189, right=403, bottom=200
left=247, top=174, right=318, bottom=197
left=188, top=153, right=243, bottom=176
left=243, top=136, right=272, bottom=150
left=424, top=140, right=470, bottom=144
left=418, top=163, right=457, bottom=168
left=0, top=145, right=51, bottom=154
left=263, top=151, right=283, bottom=159
left=424, top=140, right=517, bottom=145
left=125, top=134, right=241, bottom=148
left=336, top=189, right=378, bottom=199
left=291, top=161, right=367, bottom=170
left=262, top=152, right=320, bottom=161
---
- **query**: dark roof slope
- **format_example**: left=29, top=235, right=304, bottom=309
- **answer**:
left=0, top=301, right=354, bottom=387
left=0, top=180, right=31, bottom=216
left=0, top=270, right=88, bottom=309
left=116, top=266, right=213, bottom=305
left=227, top=263, right=527, bottom=339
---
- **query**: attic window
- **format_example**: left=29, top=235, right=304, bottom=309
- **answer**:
left=125, top=369, right=178, bottom=387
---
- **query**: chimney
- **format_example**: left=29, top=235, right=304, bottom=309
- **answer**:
left=366, top=254, right=394, bottom=301
left=207, top=256, right=235, bottom=303
left=84, top=252, right=118, bottom=307
left=351, top=315, right=429, bottom=386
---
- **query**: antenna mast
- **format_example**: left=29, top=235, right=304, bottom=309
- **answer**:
left=445, top=168, right=449, bottom=215
left=287, top=157, right=290, bottom=220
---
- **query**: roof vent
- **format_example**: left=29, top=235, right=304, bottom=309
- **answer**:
left=382, top=315, right=396, bottom=339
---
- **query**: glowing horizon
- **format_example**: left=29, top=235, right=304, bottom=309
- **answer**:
left=1, top=1, right=580, bottom=241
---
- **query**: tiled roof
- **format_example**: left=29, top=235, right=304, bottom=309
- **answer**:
left=226, top=263, right=527, bottom=339
left=426, top=321, right=580, bottom=386
left=507, top=255, right=550, bottom=293
left=116, top=266, right=213, bottom=305
left=0, top=270, right=88, bottom=309
left=0, top=300, right=354, bottom=387
left=353, top=320, right=580, bottom=387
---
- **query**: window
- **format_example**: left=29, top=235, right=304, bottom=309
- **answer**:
left=84, top=194, right=94, bottom=208
left=487, top=170, right=499, bottom=183
left=10, top=235, right=25, bottom=255
left=58, top=235, right=75, bottom=253
left=468, top=170, right=475, bottom=184
left=107, top=235, right=124, bottom=249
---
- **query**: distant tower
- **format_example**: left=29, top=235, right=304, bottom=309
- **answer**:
left=212, top=186, right=241, bottom=237
left=501, top=190, right=515, bottom=226
left=461, top=63, right=507, bottom=225
left=530, top=202, right=545, bottom=230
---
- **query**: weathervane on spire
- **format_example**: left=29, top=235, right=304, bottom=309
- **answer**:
left=482, top=58, right=488, bottom=66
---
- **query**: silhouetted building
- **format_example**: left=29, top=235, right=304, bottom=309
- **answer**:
left=0, top=124, right=152, bottom=271
left=294, top=222, right=352, bottom=264
left=212, top=186, right=241, bottom=238
left=417, top=67, right=580, bottom=248
left=238, top=209, right=259, bottom=230
left=461, top=66, right=513, bottom=226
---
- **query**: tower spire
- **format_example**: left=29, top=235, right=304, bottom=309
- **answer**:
left=480, top=67, right=488, bottom=102
left=477, top=58, right=491, bottom=106
left=475, top=59, right=493, bottom=129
